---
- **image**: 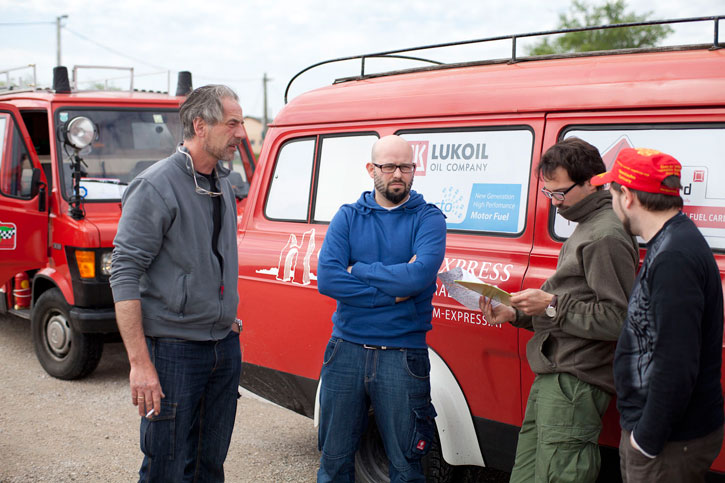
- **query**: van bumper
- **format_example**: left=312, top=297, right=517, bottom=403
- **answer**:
left=69, top=307, right=118, bottom=334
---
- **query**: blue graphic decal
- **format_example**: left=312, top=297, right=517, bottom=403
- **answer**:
left=449, top=184, right=521, bottom=232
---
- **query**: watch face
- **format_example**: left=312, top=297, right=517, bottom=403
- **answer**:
left=546, top=306, right=556, bottom=318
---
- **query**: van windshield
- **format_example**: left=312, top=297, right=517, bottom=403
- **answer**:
left=56, top=108, right=182, bottom=201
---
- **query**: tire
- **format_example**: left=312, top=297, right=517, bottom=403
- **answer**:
left=354, top=412, right=454, bottom=483
left=31, top=288, right=103, bottom=380
left=422, top=428, right=454, bottom=482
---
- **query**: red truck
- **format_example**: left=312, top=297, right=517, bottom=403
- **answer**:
left=235, top=17, right=725, bottom=481
left=0, top=65, right=255, bottom=380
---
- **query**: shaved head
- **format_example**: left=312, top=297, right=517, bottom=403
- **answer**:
left=372, top=135, right=413, bottom=163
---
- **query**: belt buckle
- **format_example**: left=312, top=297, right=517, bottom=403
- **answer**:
left=363, top=344, right=382, bottom=350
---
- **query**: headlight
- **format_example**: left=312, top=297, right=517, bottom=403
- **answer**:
left=101, top=251, right=113, bottom=276
left=65, top=116, right=96, bottom=150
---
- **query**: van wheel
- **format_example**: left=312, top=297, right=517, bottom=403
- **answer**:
left=31, top=288, right=103, bottom=380
left=355, top=413, right=453, bottom=483
left=422, top=429, right=454, bottom=482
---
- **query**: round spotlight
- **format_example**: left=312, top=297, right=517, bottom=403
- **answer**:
left=65, top=117, right=96, bottom=150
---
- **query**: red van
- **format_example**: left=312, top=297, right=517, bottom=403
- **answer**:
left=235, top=17, right=725, bottom=481
left=0, top=66, right=255, bottom=380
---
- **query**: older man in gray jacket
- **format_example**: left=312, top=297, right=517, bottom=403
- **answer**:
left=110, top=85, right=245, bottom=482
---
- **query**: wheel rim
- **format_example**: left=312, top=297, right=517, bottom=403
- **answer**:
left=45, top=312, right=72, bottom=359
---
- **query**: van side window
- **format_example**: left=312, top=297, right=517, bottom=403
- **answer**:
left=0, top=113, right=35, bottom=199
left=557, top=126, right=725, bottom=250
left=400, top=128, right=534, bottom=235
left=313, top=134, right=379, bottom=223
left=265, top=137, right=315, bottom=221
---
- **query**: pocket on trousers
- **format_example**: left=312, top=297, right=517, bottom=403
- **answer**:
left=556, top=373, right=577, bottom=403
left=408, top=402, right=437, bottom=457
left=322, top=338, right=341, bottom=366
left=403, top=349, right=430, bottom=379
left=140, top=401, right=178, bottom=461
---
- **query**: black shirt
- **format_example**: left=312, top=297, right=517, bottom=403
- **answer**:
left=200, top=172, right=223, bottom=272
left=615, top=212, right=724, bottom=455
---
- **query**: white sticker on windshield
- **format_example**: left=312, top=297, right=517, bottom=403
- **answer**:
left=153, top=114, right=163, bottom=123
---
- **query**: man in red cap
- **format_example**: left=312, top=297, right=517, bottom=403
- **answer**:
left=592, top=148, right=724, bottom=482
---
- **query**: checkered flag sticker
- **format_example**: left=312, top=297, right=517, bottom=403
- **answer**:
left=0, top=223, right=17, bottom=250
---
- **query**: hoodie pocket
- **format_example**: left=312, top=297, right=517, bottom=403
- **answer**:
left=172, top=274, right=189, bottom=314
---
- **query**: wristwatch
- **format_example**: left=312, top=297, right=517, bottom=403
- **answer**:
left=234, top=318, right=243, bottom=332
left=545, top=295, right=558, bottom=318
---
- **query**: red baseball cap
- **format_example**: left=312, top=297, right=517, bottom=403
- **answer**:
left=590, top=148, right=682, bottom=196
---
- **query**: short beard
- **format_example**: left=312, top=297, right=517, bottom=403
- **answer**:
left=374, top=173, right=412, bottom=205
left=203, top=139, right=235, bottom=162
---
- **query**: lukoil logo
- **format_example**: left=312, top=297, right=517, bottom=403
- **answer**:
left=409, top=140, right=429, bottom=176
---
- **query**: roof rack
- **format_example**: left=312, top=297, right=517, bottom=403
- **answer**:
left=0, top=64, right=38, bottom=92
left=72, top=65, right=135, bottom=91
left=284, top=15, right=724, bottom=104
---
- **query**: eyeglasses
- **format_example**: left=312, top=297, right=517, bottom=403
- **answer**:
left=372, top=163, right=416, bottom=174
left=178, top=147, right=223, bottom=197
left=541, top=182, right=578, bottom=201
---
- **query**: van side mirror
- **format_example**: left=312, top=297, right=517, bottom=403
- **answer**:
left=29, top=167, right=42, bottom=198
left=228, top=171, right=249, bottom=200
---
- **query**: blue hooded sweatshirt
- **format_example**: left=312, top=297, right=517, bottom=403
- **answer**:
left=317, top=190, right=446, bottom=348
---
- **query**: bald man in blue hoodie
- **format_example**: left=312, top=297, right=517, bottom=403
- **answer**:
left=316, top=135, right=447, bottom=483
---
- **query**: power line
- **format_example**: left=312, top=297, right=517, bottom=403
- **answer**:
left=0, top=21, right=55, bottom=26
left=63, top=27, right=169, bottom=71
left=195, top=75, right=259, bottom=83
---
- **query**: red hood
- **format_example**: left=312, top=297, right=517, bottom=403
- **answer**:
left=82, top=203, right=122, bottom=246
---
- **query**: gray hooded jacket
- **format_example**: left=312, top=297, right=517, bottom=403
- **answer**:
left=110, top=147, right=239, bottom=340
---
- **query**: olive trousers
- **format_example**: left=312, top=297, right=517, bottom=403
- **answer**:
left=509, top=372, right=610, bottom=483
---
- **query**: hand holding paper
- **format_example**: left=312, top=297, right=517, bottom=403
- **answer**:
left=454, top=280, right=512, bottom=306
left=437, top=268, right=516, bottom=325
left=478, top=292, right=516, bottom=325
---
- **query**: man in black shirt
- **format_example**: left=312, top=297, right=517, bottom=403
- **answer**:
left=591, top=148, right=724, bottom=483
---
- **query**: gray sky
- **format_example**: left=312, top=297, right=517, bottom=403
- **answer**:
left=1, top=0, right=722, bottom=119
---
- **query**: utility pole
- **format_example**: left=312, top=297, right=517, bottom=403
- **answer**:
left=262, top=72, right=270, bottom=140
left=56, top=15, right=68, bottom=66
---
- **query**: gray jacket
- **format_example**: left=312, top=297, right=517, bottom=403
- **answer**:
left=110, top=147, right=239, bottom=341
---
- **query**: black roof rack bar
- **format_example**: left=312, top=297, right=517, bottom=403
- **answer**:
left=284, top=54, right=445, bottom=104
left=284, top=15, right=723, bottom=104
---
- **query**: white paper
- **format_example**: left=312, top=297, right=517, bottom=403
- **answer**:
left=438, top=267, right=498, bottom=310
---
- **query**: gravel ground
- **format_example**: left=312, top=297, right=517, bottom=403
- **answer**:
left=0, top=313, right=319, bottom=482
left=0, top=312, right=510, bottom=483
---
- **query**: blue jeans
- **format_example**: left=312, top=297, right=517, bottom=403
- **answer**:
left=317, top=338, right=436, bottom=483
left=138, top=331, right=242, bottom=483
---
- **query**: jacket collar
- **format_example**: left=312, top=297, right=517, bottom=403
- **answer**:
left=557, top=189, right=611, bottom=223
left=175, top=144, right=231, bottom=180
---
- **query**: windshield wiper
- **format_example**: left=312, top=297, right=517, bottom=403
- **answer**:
left=81, top=178, right=128, bottom=186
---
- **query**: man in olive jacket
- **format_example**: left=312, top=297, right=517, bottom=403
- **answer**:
left=481, top=138, right=638, bottom=483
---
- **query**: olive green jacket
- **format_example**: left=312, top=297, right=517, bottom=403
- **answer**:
left=513, top=190, right=638, bottom=393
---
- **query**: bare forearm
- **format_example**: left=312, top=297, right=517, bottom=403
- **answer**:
left=115, top=299, right=151, bottom=366
left=114, top=298, right=164, bottom=416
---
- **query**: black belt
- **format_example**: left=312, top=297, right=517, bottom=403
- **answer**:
left=363, top=344, right=404, bottom=351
